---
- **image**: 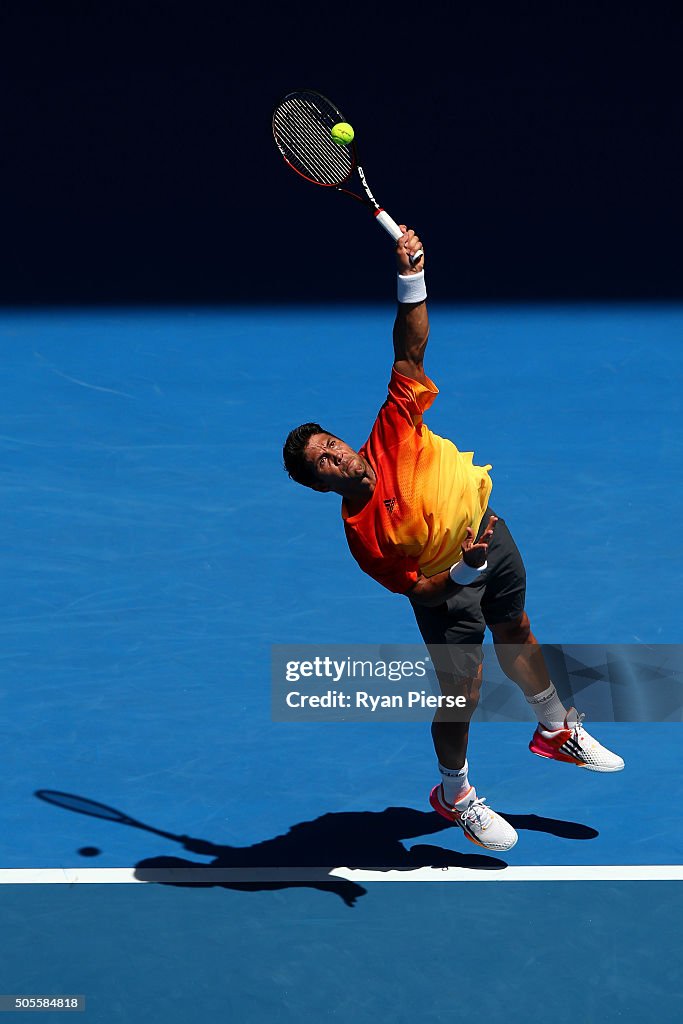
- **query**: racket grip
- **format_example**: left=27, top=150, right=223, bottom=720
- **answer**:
left=374, top=210, right=424, bottom=266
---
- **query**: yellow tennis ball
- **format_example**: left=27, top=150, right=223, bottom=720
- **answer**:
left=330, top=122, right=354, bottom=146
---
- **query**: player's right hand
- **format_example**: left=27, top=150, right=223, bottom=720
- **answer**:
left=396, top=227, right=424, bottom=275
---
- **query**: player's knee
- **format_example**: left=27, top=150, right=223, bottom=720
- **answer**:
left=433, top=668, right=483, bottom=721
left=492, top=612, right=531, bottom=644
left=429, top=640, right=483, bottom=679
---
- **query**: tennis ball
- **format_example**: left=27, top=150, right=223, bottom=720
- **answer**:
left=331, top=122, right=354, bottom=146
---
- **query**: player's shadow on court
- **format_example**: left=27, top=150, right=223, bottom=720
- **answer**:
left=35, top=791, right=599, bottom=908
left=133, top=806, right=491, bottom=906
left=132, top=806, right=597, bottom=907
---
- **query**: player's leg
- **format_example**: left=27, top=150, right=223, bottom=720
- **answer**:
left=480, top=512, right=567, bottom=707
left=482, top=514, right=624, bottom=772
left=492, top=613, right=624, bottom=771
left=428, top=643, right=484, bottom=770
left=488, top=611, right=554, bottom=699
left=430, top=667, right=481, bottom=770
left=411, top=590, right=518, bottom=851
left=411, top=593, right=485, bottom=774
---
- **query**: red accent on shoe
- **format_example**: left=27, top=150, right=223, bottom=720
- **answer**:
left=529, top=725, right=583, bottom=765
left=429, top=784, right=474, bottom=823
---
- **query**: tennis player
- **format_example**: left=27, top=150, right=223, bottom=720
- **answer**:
left=283, top=228, right=624, bottom=852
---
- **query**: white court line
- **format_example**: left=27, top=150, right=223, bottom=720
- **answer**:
left=0, top=866, right=681, bottom=884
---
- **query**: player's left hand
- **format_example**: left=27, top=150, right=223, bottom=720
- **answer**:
left=461, top=515, right=498, bottom=567
left=396, top=227, right=424, bottom=275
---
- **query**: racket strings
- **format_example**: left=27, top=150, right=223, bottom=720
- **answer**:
left=276, top=102, right=349, bottom=184
left=285, top=106, right=348, bottom=183
left=273, top=92, right=353, bottom=186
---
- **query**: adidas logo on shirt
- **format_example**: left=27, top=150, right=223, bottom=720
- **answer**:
left=383, top=498, right=397, bottom=514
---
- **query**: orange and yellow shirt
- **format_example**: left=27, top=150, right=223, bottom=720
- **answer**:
left=342, top=368, right=492, bottom=594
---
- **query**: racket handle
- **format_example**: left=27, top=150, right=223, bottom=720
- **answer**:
left=374, top=210, right=424, bottom=266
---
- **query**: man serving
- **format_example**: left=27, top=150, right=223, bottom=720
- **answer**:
left=283, top=228, right=623, bottom=852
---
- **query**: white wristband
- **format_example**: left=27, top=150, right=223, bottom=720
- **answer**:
left=397, top=270, right=427, bottom=304
left=449, top=559, right=488, bottom=585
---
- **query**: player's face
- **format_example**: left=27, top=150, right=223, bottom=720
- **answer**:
left=304, top=433, right=375, bottom=496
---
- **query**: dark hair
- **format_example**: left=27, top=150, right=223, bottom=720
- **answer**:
left=283, top=422, right=333, bottom=487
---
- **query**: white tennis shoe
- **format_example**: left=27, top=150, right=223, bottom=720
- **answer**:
left=430, top=784, right=518, bottom=852
left=529, top=708, right=625, bottom=772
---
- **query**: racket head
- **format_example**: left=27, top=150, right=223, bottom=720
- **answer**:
left=35, top=789, right=136, bottom=824
left=272, top=89, right=356, bottom=188
left=36, top=789, right=182, bottom=842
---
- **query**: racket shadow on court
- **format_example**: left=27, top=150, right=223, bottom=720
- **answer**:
left=35, top=790, right=597, bottom=907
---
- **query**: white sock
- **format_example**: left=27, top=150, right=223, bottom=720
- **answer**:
left=527, top=683, right=569, bottom=730
left=438, top=760, right=471, bottom=804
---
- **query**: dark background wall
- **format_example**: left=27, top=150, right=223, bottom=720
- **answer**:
left=2, top=1, right=681, bottom=303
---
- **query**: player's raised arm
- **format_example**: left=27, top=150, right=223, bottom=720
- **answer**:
left=393, top=227, right=429, bottom=385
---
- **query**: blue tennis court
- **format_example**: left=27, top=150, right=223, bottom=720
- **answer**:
left=1, top=304, right=681, bottom=1021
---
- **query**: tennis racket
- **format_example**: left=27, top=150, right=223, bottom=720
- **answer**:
left=272, top=89, right=423, bottom=265
left=35, top=789, right=186, bottom=842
